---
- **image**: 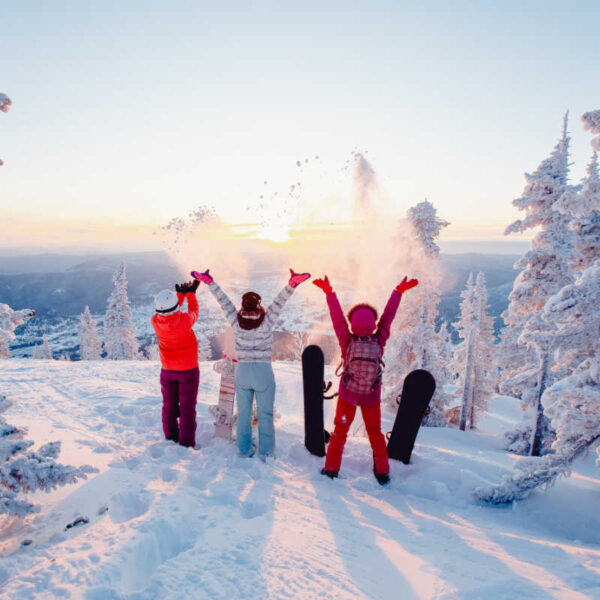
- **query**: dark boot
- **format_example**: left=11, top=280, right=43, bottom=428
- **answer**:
left=321, top=468, right=338, bottom=480
left=373, top=463, right=390, bottom=486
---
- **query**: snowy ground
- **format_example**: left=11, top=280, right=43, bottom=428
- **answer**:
left=0, top=360, right=599, bottom=599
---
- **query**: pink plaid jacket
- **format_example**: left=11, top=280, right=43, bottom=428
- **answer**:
left=326, top=290, right=402, bottom=406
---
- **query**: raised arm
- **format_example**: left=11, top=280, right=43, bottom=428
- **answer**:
left=175, top=280, right=200, bottom=326
left=377, top=276, right=419, bottom=347
left=314, top=276, right=351, bottom=351
left=264, top=268, right=310, bottom=329
left=191, top=270, right=237, bottom=327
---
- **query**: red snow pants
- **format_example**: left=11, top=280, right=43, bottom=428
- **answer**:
left=160, top=367, right=199, bottom=447
left=324, top=396, right=389, bottom=475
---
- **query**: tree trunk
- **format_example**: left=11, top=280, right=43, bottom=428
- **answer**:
left=529, top=352, right=550, bottom=457
left=459, top=329, right=475, bottom=432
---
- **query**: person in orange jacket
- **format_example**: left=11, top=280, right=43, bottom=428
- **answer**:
left=151, top=279, right=201, bottom=447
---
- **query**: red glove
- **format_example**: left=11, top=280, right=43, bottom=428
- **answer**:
left=396, top=276, right=418, bottom=294
left=313, top=275, right=333, bottom=294
left=289, top=268, right=311, bottom=288
left=190, top=269, right=213, bottom=284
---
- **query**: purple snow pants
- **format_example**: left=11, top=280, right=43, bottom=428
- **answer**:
left=159, top=367, right=199, bottom=447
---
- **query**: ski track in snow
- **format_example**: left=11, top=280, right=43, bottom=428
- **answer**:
left=0, top=360, right=599, bottom=599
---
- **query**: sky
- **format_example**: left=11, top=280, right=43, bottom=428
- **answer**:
left=1, top=0, right=599, bottom=254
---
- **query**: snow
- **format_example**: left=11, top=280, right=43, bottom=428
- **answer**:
left=0, top=360, right=598, bottom=599
left=0, top=93, right=10, bottom=113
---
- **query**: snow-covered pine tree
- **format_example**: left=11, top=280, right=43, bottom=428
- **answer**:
left=197, top=332, right=212, bottom=362
left=104, top=263, right=139, bottom=360
left=582, top=109, right=600, bottom=151
left=32, top=334, right=53, bottom=360
left=451, top=272, right=496, bottom=429
left=0, top=394, right=95, bottom=516
left=476, top=263, right=600, bottom=503
left=387, top=200, right=453, bottom=425
left=0, top=303, right=34, bottom=359
left=77, top=305, right=103, bottom=360
left=555, top=152, right=600, bottom=272
left=145, top=343, right=160, bottom=360
left=0, top=92, right=11, bottom=167
left=499, top=114, right=579, bottom=455
left=290, top=331, right=311, bottom=361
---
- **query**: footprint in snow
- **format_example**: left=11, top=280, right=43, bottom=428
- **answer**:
left=240, top=480, right=273, bottom=519
left=108, top=490, right=153, bottom=523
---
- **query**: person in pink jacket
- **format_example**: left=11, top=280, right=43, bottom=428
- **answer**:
left=313, top=275, right=418, bottom=484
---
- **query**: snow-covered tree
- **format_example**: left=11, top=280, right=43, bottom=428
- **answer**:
left=77, top=305, right=103, bottom=360
left=0, top=303, right=34, bottom=359
left=477, top=264, right=600, bottom=503
left=499, top=114, right=578, bottom=455
left=0, top=92, right=11, bottom=167
left=387, top=200, right=453, bottom=425
left=104, top=263, right=139, bottom=360
left=451, top=273, right=496, bottom=429
left=197, top=332, right=212, bottom=362
left=33, top=334, right=53, bottom=360
left=582, top=109, right=600, bottom=151
left=145, top=343, right=160, bottom=361
left=406, top=199, right=450, bottom=256
left=290, top=331, right=311, bottom=361
left=555, top=152, right=600, bottom=273
left=0, top=394, right=95, bottom=516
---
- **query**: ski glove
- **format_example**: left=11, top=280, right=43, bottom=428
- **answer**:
left=313, top=276, right=333, bottom=295
left=176, top=280, right=200, bottom=294
left=289, top=268, right=311, bottom=288
left=396, top=276, right=419, bottom=294
left=191, top=269, right=213, bottom=284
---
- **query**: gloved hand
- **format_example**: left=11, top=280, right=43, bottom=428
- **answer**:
left=289, top=268, right=311, bottom=288
left=312, top=275, right=333, bottom=294
left=176, top=280, right=200, bottom=294
left=190, top=269, right=213, bottom=284
left=396, top=276, right=419, bottom=294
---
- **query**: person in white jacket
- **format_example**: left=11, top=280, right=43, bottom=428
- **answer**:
left=193, top=268, right=310, bottom=459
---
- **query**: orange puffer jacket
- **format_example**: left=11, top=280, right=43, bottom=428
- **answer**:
left=151, top=292, right=200, bottom=371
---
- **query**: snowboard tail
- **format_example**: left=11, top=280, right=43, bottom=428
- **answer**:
left=387, top=369, right=435, bottom=464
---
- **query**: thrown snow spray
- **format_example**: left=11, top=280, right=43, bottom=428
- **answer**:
left=161, top=152, right=444, bottom=345
left=353, top=152, right=377, bottom=218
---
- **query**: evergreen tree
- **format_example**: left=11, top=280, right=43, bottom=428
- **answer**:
left=477, top=263, right=600, bottom=504
left=290, top=331, right=311, bottom=361
left=145, top=343, right=160, bottom=361
left=499, top=114, right=578, bottom=455
left=387, top=200, right=452, bottom=425
left=451, top=273, right=496, bottom=429
left=0, top=394, right=95, bottom=516
left=197, top=332, right=212, bottom=362
left=543, top=263, right=600, bottom=460
left=556, top=152, right=600, bottom=271
left=33, top=334, right=53, bottom=360
left=104, top=263, right=139, bottom=360
left=582, top=109, right=600, bottom=151
left=77, top=305, right=103, bottom=360
left=0, top=92, right=11, bottom=166
left=0, top=303, right=34, bottom=359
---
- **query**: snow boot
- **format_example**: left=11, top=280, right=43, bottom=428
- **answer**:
left=321, top=468, right=338, bottom=480
left=373, top=464, right=390, bottom=486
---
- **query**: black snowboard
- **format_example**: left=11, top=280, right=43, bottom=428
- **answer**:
left=387, top=369, right=436, bottom=464
left=302, top=345, right=330, bottom=457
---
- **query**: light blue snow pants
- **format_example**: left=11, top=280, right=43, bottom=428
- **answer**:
left=235, top=362, right=276, bottom=458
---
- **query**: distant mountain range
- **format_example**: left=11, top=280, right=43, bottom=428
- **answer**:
left=1, top=251, right=519, bottom=358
